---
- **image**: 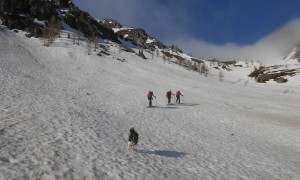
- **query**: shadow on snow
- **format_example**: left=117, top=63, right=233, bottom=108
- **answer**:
left=175, top=103, right=199, bottom=107
left=147, top=103, right=199, bottom=109
left=136, top=149, right=187, bottom=158
left=146, top=106, right=179, bottom=109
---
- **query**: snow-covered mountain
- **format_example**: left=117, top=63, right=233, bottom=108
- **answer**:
left=1, top=0, right=299, bottom=84
left=283, top=45, right=300, bottom=63
left=0, top=1, right=300, bottom=180
left=99, top=19, right=166, bottom=50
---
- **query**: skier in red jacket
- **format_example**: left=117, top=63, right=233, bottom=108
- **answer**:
left=147, top=91, right=156, bottom=107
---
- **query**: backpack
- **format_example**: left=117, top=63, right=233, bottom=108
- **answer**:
left=147, top=91, right=153, bottom=97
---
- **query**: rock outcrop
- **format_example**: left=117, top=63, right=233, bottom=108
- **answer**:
left=0, top=0, right=59, bottom=37
left=100, top=19, right=123, bottom=29
left=0, top=0, right=119, bottom=42
left=99, top=19, right=166, bottom=50
left=248, top=65, right=300, bottom=83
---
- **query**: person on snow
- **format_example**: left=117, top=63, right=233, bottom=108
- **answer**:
left=127, top=127, right=138, bottom=150
left=147, top=91, right=156, bottom=107
left=176, top=90, right=184, bottom=104
left=166, top=90, right=175, bottom=104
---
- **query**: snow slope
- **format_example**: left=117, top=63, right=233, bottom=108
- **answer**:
left=1, top=26, right=300, bottom=180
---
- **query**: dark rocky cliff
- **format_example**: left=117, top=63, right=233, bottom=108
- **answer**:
left=0, top=0, right=119, bottom=42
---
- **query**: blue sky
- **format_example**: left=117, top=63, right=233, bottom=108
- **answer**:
left=72, top=0, right=300, bottom=62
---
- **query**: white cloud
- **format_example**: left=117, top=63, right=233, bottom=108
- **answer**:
left=174, top=18, right=300, bottom=64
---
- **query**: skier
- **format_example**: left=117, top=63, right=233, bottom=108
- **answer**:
left=147, top=91, right=156, bottom=107
left=166, top=90, right=174, bottom=104
left=176, top=90, right=184, bottom=104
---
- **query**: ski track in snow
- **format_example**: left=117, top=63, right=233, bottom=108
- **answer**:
left=0, top=26, right=300, bottom=179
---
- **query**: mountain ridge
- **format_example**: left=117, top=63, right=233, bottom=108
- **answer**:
left=0, top=0, right=299, bottom=84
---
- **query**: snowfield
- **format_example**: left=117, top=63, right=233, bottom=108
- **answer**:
left=0, top=26, right=300, bottom=180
